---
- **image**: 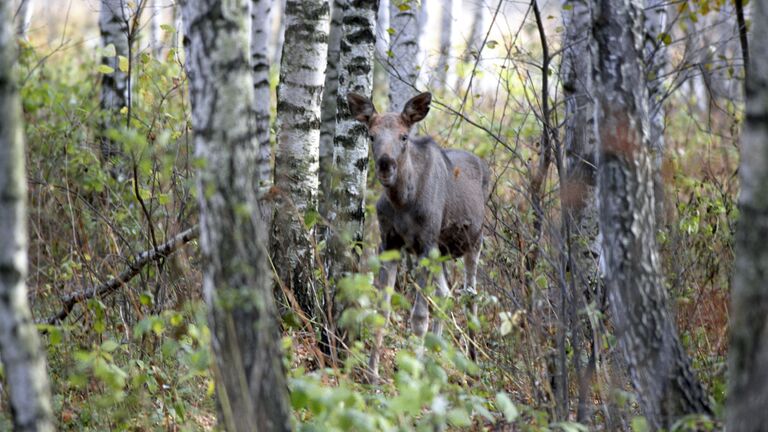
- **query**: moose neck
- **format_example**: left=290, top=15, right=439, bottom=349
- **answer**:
left=383, top=151, right=416, bottom=208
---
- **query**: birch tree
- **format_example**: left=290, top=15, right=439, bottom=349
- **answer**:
left=435, top=0, right=453, bottom=89
left=0, top=2, right=54, bottom=429
left=561, top=0, right=600, bottom=423
left=270, top=0, right=287, bottom=67
left=15, top=0, right=33, bottom=38
left=388, top=0, right=421, bottom=111
left=728, top=0, right=768, bottom=429
left=462, top=0, right=484, bottom=63
left=180, top=0, right=291, bottom=430
left=644, top=0, right=668, bottom=221
left=272, top=0, right=330, bottom=316
left=455, top=0, right=483, bottom=91
left=319, top=0, right=344, bottom=224
left=376, top=0, right=390, bottom=60
left=148, top=0, right=162, bottom=58
left=591, top=0, right=711, bottom=428
left=251, top=0, right=272, bottom=189
left=327, top=0, right=378, bottom=280
left=99, top=0, right=129, bottom=162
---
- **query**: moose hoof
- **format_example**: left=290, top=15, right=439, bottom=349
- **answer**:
left=365, top=369, right=381, bottom=385
left=411, top=318, right=429, bottom=337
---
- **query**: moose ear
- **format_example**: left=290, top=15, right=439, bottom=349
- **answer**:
left=347, top=93, right=376, bottom=124
left=401, top=92, right=431, bottom=126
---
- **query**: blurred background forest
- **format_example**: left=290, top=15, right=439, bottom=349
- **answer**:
left=0, top=0, right=752, bottom=430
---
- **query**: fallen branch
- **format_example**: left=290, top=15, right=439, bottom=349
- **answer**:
left=43, top=226, right=199, bottom=325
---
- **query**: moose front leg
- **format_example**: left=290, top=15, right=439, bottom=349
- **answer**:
left=368, top=258, right=398, bottom=383
left=410, top=246, right=438, bottom=339
left=429, top=264, right=450, bottom=337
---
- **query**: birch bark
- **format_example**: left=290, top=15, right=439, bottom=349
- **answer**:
left=644, top=0, right=668, bottom=222
left=99, top=0, right=129, bottom=162
left=435, top=0, right=453, bottom=88
left=388, top=0, right=420, bottom=111
left=148, top=0, right=162, bottom=58
left=319, top=0, right=344, bottom=224
left=0, top=2, right=54, bottom=430
left=272, top=0, right=330, bottom=316
left=328, top=0, right=378, bottom=278
left=15, top=0, right=33, bottom=38
left=251, top=0, right=273, bottom=188
left=180, top=0, right=291, bottom=429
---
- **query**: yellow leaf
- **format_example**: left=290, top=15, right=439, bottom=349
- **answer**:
left=118, top=55, right=129, bottom=72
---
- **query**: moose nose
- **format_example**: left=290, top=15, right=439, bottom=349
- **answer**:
left=377, top=156, right=396, bottom=173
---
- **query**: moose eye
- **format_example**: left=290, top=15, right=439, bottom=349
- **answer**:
left=368, top=134, right=375, bottom=142
left=400, top=134, right=408, bottom=142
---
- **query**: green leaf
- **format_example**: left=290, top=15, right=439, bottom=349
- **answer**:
left=101, top=340, right=119, bottom=353
left=103, top=43, right=116, bottom=57
left=447, top=408, right=472, bottom=427
left=304, top=209, right=319, bottom=229
left=485, top=40, right=498, bottom=49
left=386, top=27, right=396, bottom=35
left=496, top=392, right=518, bottom=422
left=398, top=3, right=411, bottom=11
left=552, top=422, right=589, bottom=432
left=631, top=416, right=649, bottom=432
left=659, top=32, right=672, bottom=46
left=379, top=249, right=401, bottom=262
left=98, top=64, right=115, bottom=74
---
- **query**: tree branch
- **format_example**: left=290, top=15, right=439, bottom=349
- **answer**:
left=43, top=226, right=199, bottom=325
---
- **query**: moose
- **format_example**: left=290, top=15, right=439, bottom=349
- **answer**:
left=347, top=91, right=491, bottom=381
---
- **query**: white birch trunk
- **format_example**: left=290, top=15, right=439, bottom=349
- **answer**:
left=270, top=0, right=287, bottom=69
left=251, top=0, right=272, bottom=188
left=434, top=0, right=453, bottom=89
left=272, top=0, right=330, bottom=316
left=376, top=0, right=390, bottom=60
left=15, top=0, right=33, bottom=38
left=388, top=0, right=420, bottom=112
left=319, top=0, right=344, bottom=219
left=463, top=0, right=484, bottom=62
left=0, top=3, right=54, bottom=430
left=328, top=0, right=378, bottom=278
left=728, top=0, right=768, bottom=429
left=148, top=0, right=162, bottom=58
left=173, top=0, right=182, bottom=58
left=99, top=0, right=129, bottom=161
left=180, top=0, right=291, bottom=430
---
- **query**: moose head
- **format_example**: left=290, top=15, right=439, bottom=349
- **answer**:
left=347, top=92, right=432, bottom=187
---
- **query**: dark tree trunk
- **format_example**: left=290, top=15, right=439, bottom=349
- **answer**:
left=180, top=0, right=291, bottom=430
left=591, top=0, right=711, bottom=429
left=728, top=1, right=768, bottom=430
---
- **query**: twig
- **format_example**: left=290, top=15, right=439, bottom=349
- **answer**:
left=43, top=226, right=199, bottom=325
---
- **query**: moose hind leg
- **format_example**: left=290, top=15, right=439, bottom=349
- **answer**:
left=464, top=240, right=482, bottom=361
left=368, top=259, right=398, bottom=382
